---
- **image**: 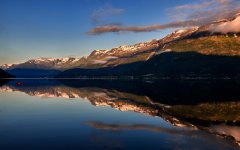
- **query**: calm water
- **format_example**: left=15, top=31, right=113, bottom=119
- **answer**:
left=0, top=79, right=240, bottom=150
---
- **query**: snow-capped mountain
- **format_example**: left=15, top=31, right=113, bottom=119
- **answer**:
left=1, top=13, right=240, bottom=72
left=1, top=57, right=84, bottom=70
left=0, top=64, right=15, bottom=70
left=0, top=39, right=161, bottom=70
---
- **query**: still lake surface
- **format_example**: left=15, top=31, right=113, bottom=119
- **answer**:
left=0, top=79, right=240, bottom=150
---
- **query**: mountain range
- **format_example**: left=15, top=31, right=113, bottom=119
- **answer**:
left=1, top=14, right=240, bottom=78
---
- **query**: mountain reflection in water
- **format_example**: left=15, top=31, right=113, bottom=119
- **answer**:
left=0, top=79, right=240, bottom=149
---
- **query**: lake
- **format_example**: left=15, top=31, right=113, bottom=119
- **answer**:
left=0, top=79, right=240, bottom=150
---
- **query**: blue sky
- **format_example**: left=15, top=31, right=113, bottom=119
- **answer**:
left=0, top=0, right=238, bottom=64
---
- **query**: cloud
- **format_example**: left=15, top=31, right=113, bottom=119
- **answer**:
left=91, top=4, right=125, bottom=25
left=169, top=0, right=233, bottom=19
left=87, top=20, right=200, bottom=35
left=87, top=0, right=240, bottom=35
left=86, top=122, right=196, bottom=135
left=210, top=16, right=240, bottom=33
left=174, top=1, right=214, bottom=11
left=91, top=56, right=118, bottom=64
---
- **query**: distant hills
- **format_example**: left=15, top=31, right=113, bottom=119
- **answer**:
left=1, top=14, right=240, bottom=78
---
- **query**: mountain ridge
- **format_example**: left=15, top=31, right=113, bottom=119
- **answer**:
left=1, top=14, right=240, bottom=77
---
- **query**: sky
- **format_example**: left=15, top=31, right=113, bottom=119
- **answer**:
left=0, top=0, right=239, bottom=65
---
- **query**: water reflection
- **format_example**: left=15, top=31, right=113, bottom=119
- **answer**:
left=87, top=122, right=240, bottom=148
left=87, top=122, right=196, bottom=134
left=0, top=79, right=240, bottom=149
left=0, top=79, right=11, bottom=86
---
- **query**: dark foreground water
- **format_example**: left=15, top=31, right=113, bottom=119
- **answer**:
left=0, top=79, right=240, bottom=150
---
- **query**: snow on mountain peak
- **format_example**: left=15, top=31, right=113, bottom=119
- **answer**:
left=59, top=57, right=70, bottom=62
left=175, top=29, right=187, bottom=34
left=95, top=50, right=109, bottom=54
left=1, top=64, right=13, bottom=67
left=0, top=64, right=14, bottom=70
left=0, top=56, right=83, bottom=70
left=27, top=57, right=79, bottom=63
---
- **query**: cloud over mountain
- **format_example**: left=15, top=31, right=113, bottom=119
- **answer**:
left=88, top=0, right=240, bottom=35
left=210, top=16, right=240, bottom=33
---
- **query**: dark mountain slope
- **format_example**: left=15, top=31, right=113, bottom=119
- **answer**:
left=57, top=51, right=240, bottom=79
left=6, top=68, right=61, bottom=78
left=0, top=69, right=14, bottom=78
